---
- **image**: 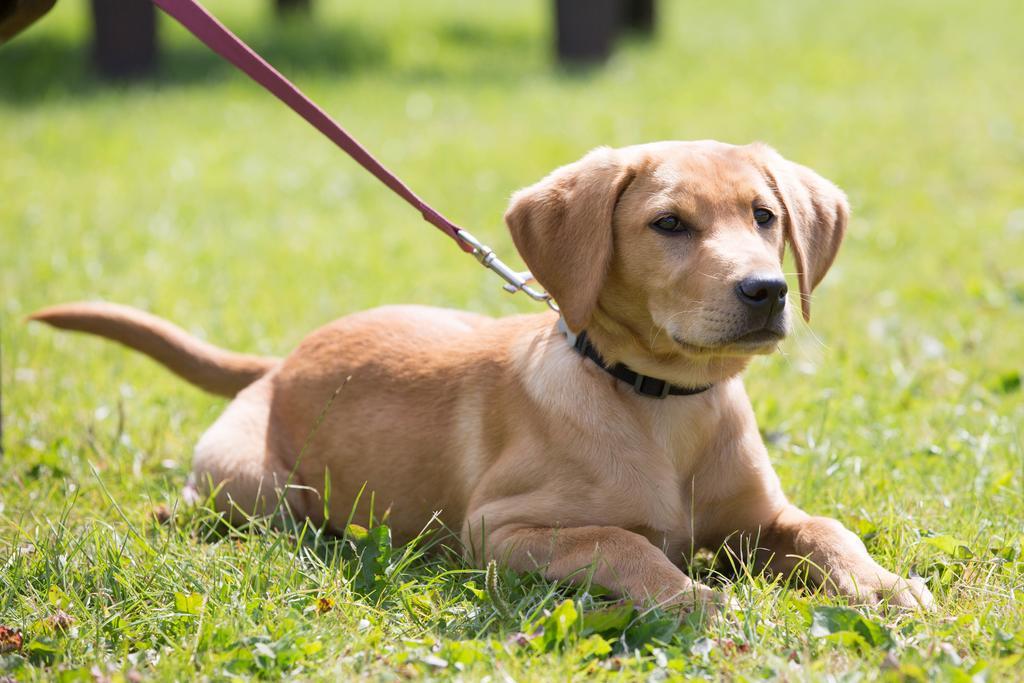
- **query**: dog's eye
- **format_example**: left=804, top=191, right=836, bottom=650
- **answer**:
left=650, top=215, right=688, bottom=234
left=753, top=208, right=775, bottom=227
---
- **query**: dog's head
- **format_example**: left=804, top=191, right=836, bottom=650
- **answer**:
left=506, top=141, right=847, bottom=375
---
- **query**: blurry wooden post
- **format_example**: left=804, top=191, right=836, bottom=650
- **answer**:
left=555, top=0, right=657, bottom=65
left=554, top=0, right=619, bottom=64
left=622, top=0, right=655, bottom=35
left=90, top=0, right=157, bottom=78
left=276, top=0, right=310, bottom=14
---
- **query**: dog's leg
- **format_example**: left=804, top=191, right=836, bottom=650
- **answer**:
left=190, top=374, right=306, bottom=525
left=476, top=525, right=730, bottom=616
left=758, top=505, right=933, bottom=609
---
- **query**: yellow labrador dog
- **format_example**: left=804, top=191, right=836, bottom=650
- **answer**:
left=32, top=141, right=932, bottom=613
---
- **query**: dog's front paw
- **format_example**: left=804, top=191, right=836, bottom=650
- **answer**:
left=830, top=569, right=934, bottom=610
left=659, top=583, right=738, bottom=624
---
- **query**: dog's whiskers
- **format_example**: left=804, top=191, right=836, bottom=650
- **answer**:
left=650, top=308, right=704, bottom=348
left=787, top=292, right=829, bottom=351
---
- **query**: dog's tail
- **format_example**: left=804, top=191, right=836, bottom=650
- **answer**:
left=29, top=302, right=279, bottom=397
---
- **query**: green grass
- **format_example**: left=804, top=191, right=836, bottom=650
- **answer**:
left=2, top=0, right=1023, bottom=679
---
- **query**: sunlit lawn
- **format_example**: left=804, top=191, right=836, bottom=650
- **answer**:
left=2, top=0, right=1023, bottom=679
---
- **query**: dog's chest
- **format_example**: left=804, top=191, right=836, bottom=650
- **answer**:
left=518, top=338, right=757, bottom=549
left=622, top=463, right=704, bottom=563
left=628, top=467, right=728, bottom=564
left=619, top=402, right=742, bottom=553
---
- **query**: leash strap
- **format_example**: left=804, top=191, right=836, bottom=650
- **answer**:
left=152, top=0, right=557, bottom=308
left=152, top=0, right=473, bottom=253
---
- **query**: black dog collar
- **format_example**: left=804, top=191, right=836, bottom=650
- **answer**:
left=557, top=319, right=713, bottom=399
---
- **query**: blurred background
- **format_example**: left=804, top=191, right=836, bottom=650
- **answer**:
left=2, top=5, right=1023, bottom=677
left=1, top=0, right=1022, bottom=492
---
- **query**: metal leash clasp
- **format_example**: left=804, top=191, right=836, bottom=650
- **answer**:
left=456, top=229, right=559, bottom=312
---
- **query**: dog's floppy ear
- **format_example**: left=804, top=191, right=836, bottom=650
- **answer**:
left=505, top=147, right=635, bottom=332
left=756, top=145, right=849, bottom=322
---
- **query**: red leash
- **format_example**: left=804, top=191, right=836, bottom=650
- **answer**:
left=152, top=0, right=555, bottom=307
left=152, top=0, right=469, bottom=251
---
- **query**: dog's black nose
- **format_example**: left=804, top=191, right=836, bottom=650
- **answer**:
left=736, top=275, right=788, bottom=311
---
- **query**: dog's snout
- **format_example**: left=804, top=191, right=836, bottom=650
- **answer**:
left=736, top=275, right=788, bottom=311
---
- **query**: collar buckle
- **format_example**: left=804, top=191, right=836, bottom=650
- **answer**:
left=634, top=374, right=671, bottom=398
